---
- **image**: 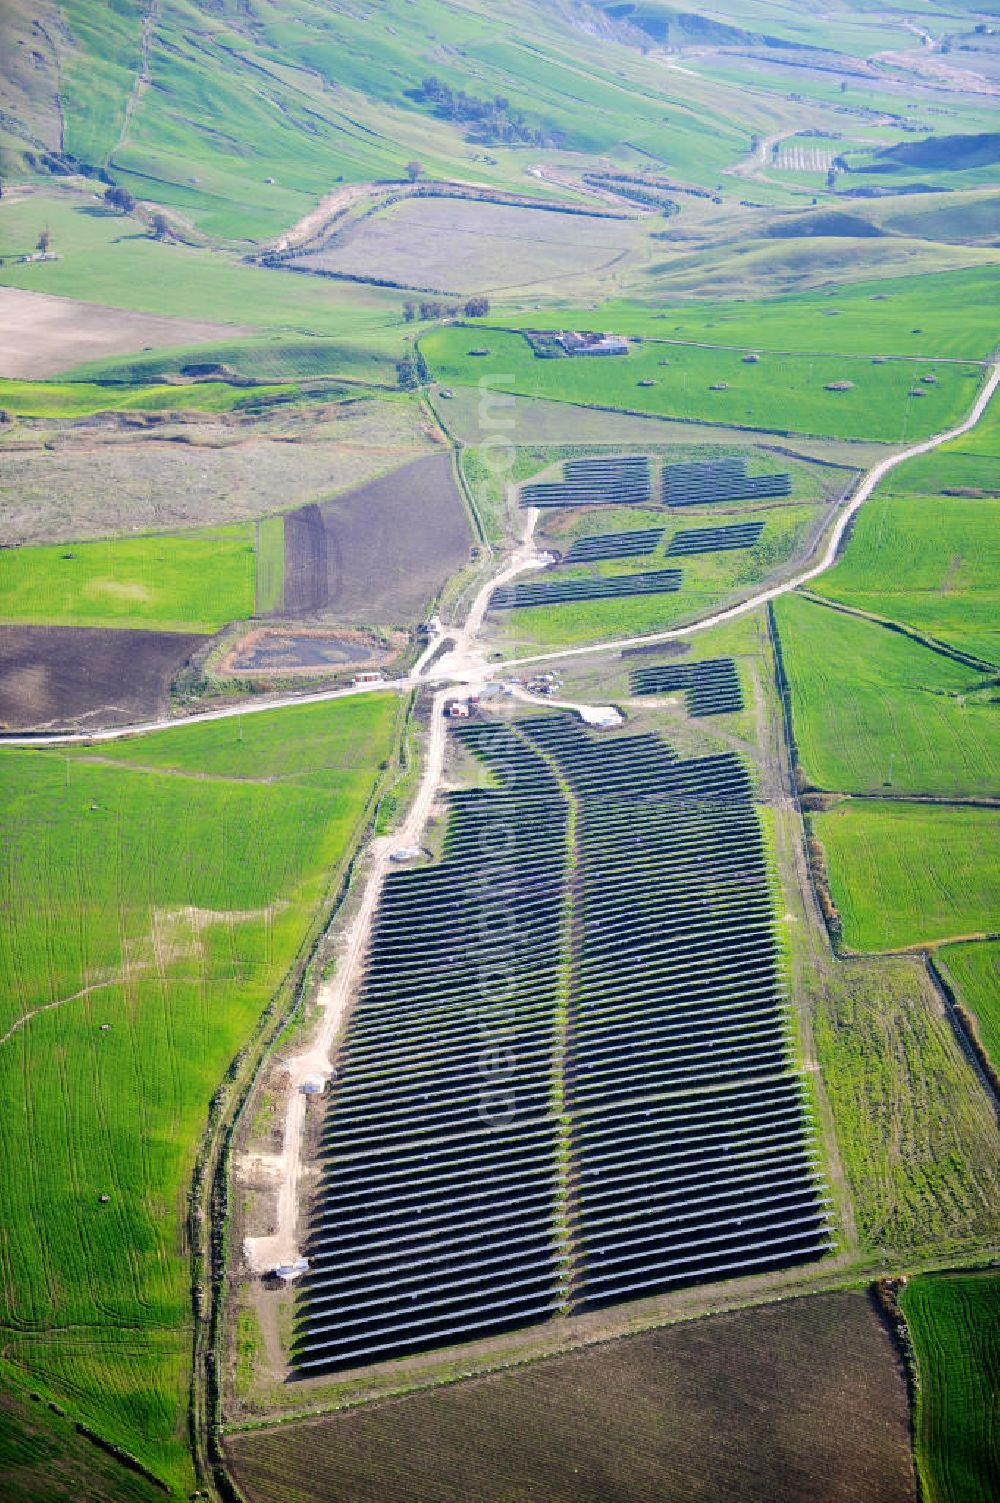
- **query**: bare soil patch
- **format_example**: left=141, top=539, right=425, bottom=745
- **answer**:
left=279, top=453, right=471, bottom=624
left=0, top=625, right=201, bottom=729
left=219, top=627, right=405, bottom=676
left=226, top=1291, right=915, bottom=1503
left=0, top=285, right=251, bottom=379
left=288, top=197, right=639, bottom=294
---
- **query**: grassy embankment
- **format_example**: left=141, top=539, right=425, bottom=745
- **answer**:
left=0, top=378, right=293, bottom=418
left=422, top=327, right=981, bottom=442
left=0, top=695, right=402, bottom=1495
left=901, top=1272, right=999, bottom=1503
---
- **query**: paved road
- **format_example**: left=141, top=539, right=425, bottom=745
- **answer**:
left=3, top=359, right=996, bottom=747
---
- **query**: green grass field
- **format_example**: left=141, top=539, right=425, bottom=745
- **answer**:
left=814, top=496, right=1000, bottom=664
left=422, top=327, right=981, bottom=442
left=487, top=266, right=1000, bottom=361
left=814, top=399, right=1000, bottom=663
left=936, top=940, right=1000, bottom=1077
left=0, top=1355, right=164, bottom=1503
left=812, top=957, right=1000, bottom=1258
left=0, top=527, right=257, bottom=633
left=774, top=594, right=1000, bottom=798
left=0, top=377, right=292, bottom=418
left=901, top=1272, right=1000, bottom=1503
left=60, top=339, right=397, bottom=386
left=2, top=1, right=755, bottom=240
left=0, top=694, right=401, bottom=1494
left=0, top=192, right=409, bottom=341
left=254, top=516, right=285, bottom=616
left=815, top=801, right=1000, bottom=952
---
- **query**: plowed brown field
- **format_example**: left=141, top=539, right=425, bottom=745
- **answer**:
left=226, top=1292, right=916, bottom=1503
left=279, top=452, right=471, bottom=623
left=0, top=625, right=201, bottom=729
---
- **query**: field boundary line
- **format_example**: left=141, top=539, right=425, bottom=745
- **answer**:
left=795, top=589, right=1000, bottom=672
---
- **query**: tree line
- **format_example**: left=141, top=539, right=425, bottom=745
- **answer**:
left=404, top=296, right=489, bottom=322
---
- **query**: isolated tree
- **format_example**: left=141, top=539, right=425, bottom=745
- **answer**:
left=403, top=300, right=417, bottom=322
left=464, top=295, right=490, bottom=318
left=405, top=159, right=423, bottom=182
left=104, top=184, right=136, bottom=214
left=36, top=226, right=51, bottom=253
left=149, top=211, right=171, bottom=240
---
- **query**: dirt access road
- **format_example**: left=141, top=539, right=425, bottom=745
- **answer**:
left=238, top=355, right=999, bottom=1273
left=241, top=508, right=546, bottom=1273
left=6, top=356, right=997, bottom=747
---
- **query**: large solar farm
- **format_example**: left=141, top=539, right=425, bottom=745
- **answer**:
left=4, top=3, right=998, bottom=1491
left=292, top=711, right=831, bottom=1375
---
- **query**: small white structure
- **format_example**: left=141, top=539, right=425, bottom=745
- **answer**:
left=557, top=331, right=629, bottom=357
left=300, top=1078, right=325, bottom=1096
left=447, top=700, right=471, bottom=719
left=273, top=1257, right=309, bottom=1283
left=579, top=706, right=623, bottom=729
left=353, top=670, right=385, bottom=686
left=390, top=846, right=423, bottom=863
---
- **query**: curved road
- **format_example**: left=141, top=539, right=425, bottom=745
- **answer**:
left=6, top=357, right=995, bottom=747
left=18, top=356, right=994, bottom=1278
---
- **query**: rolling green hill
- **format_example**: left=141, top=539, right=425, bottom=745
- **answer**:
left=0, top=0, right=753, bottom=239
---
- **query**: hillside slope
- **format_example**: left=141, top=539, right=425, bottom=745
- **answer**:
left=0, top=0, right=754, bottom=238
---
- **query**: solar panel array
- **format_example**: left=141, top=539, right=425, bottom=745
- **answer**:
left=297, top=714, right=830, bottom=1374
left=562, top=528, right=665, bottom=564
left=518, top=716, right=831, bottom=1308
left=520, top=456, right=651, bottom=508
left=662, top=459, right=791, bottom=508
left=490, top=568, right=682, bottom=612
left=630, top=658, right=744, bottom=716
left=666, top=521, right=764, bottom=557
left=295, top=722, right=569, bottom=1374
